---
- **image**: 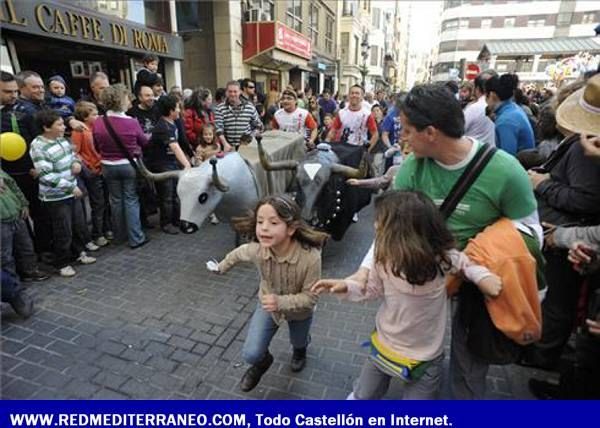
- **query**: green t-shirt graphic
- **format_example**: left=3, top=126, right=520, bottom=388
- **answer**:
left=394, top=140, right=537, bottom=249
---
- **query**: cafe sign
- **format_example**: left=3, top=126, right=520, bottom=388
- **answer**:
left=0, top=0, right=184, bottom=60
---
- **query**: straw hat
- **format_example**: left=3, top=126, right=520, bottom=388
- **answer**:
left=556, top=74, right=600, bottom=136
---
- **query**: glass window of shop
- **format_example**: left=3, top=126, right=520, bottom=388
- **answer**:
left=68, top=0, right=170, bottom=32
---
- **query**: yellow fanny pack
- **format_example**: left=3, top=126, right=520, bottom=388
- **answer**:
left=367, top=331, right=430, bottom=381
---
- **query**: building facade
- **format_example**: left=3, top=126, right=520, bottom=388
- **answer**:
left=178, top=0, right=338, bottom=97
left=1, top=0, right=184, bottom=97
left=432, top=0, right=600, bottom=82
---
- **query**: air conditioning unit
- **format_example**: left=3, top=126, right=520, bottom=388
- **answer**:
left=245, top=8, right=260, bottom=22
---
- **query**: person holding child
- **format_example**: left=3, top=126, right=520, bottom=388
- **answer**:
left=207, top=195, right=328, bottom=392
left=313, top=191, right=501, bottom=399
left=30, top=110, right=97, bottom=277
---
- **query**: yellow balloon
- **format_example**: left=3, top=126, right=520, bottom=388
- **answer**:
left=0, top=132, right=27, bottom=161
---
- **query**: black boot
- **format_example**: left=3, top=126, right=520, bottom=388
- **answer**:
left=9, top=291, right=34, bottom=318
left=240, top=352, right=273, bottom=392
left=290, top=347, right=307, bottom=372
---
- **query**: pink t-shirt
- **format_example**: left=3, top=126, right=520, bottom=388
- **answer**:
left=345, top=249, right=491, bottom=361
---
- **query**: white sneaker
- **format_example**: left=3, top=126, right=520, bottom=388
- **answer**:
left=77, top=252, right=96, bottom=265
left=352, top=213, right=359, bottom=223
left=85, top=241, right=100, bottom=252
left=59, top=265, right=76, bottom=277
left=210, top=213, right=220, bottom=225
left=94, top=236, right=109, bottom=247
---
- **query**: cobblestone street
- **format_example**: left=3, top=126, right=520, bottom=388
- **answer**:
left=1, top=204, right=543, bottom=399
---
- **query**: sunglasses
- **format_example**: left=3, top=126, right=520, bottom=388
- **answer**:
left=247, top=85, right=255, bottom=89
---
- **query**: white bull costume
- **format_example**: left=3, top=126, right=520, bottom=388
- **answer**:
left=137, top=131, right=306, bottom=229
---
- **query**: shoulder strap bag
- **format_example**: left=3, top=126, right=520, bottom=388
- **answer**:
left=439, top=142, right=496, bottom=219
left=440, top=142, right=525, bottom=364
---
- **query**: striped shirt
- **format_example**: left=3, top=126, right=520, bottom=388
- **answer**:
left=30, top=136, right=78, bottom=202
left=214, top=100, right=263, bottom=146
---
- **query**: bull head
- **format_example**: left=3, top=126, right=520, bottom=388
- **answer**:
left=209, top=158, right=230, bottom=192
left=136, top=158, right=181, bottom=181
left=257, top=135, right=299, bottom=171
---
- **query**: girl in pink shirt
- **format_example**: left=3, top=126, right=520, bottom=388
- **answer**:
left=312, top=190, right=501, bottom=399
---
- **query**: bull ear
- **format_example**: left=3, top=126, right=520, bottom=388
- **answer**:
left=209, top=158, right=230, bottom=192
left=137, top=157, right=181, bottom=181
left=257, top=135, right=298, bottom=171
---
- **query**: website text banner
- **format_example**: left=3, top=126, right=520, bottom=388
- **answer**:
left=0, top=400, right=594, bottom=428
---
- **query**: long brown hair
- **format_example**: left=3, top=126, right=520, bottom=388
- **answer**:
left=374, top=190, right=455, bottom=285
left=232, top=195, right=329, bottom=249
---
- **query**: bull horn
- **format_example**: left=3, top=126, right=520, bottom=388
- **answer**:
left=209, top=158, right=230, bottom=192
left=256, top=135, right=298, bottom=171
left=136, top=157, right=181, bottom=181
left=331, top=155, right=369, bottom=179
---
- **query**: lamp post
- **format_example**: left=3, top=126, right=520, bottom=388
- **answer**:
left=360, top=33, right=370, bottom=89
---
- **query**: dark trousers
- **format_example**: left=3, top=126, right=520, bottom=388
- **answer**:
left=1, top=270, right=21, bottom=303
left=530, top=249, right=584, bottom=366
left=153, top=164, right=179, bottom=227
left=82, top=171, right=111, bottom=239
left=1, top=219, right=37, bottom=276
left=11, top=173, right=52, bottom=253
left=43, top=198, right=86, bottom=268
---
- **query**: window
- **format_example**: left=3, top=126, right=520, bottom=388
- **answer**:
left=582, top=13, right=596, bottom=24
left=341, top=32, right=350, bottom=63
left=444, top=0, right=462, bottom=9
left=504, top=17, right=516, bottom=27
left=286, top=0, right=302, bottom=32
left=556, top=12, right=572, bottom=26
left=443, top=19, right=459, bottom=31
left=528, top=18, right=545, bottom=27
left=354, top=35, right=360, bottom=65
left=343, top=0, right=358, bottom=16
left=372, top=9, right=381, bottom=29
left=370, top=46, right=378, bottom=66
left=308, top=3, right=319, bottom=47
left=246, top=0, right=274, bottom=21
left=325, top=16, right=334, bottom=54
left=459, top=18, right=469, bottom=29
left=481, top=18, right=492, bottom=29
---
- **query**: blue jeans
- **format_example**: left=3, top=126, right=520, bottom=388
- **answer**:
left=102, top=163, right=145, bottom=247
left=242, top=303, right=312, bottom=365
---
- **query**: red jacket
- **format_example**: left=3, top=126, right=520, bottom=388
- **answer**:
left=183, top=108, right=214, bottom=148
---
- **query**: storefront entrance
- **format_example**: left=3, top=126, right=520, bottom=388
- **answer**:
left=9, top=34, right=168, bottom=99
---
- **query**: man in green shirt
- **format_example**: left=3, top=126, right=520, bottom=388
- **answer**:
left=357, top=84, right=540, bottom=399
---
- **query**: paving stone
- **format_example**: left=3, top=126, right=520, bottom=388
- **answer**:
left=2, top=379, right=40, bottom=398
left=10, top=362, right=46, bottom=381
left=36, top=370, right=74, bottom=389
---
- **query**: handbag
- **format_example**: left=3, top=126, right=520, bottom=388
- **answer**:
left=440, top=143, right=525, bottom=364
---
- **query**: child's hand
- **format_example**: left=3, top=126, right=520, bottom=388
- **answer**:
left=71, top=163, right=82, bottom=175
left=73, top=187, right=83, bottom=199
left=311, top=279, right=348, bottom=295
left=477, top=274, right=503, bottom=298
left=261, top=294, right=278, bottom=312
left=206, top=259, right=220, bottom=273
left=346, top=178, right=359, bottom=186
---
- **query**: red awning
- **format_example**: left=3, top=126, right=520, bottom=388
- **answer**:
left=243, top=21, right=312, bottom=63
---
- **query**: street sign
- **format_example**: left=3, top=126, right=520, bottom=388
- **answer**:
left=465, top=63, right=480, bottom=80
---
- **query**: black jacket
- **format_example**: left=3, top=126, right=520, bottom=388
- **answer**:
left=0, top=102, right=37, bottom=174
left=536, top=136, right=600, bottom=225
